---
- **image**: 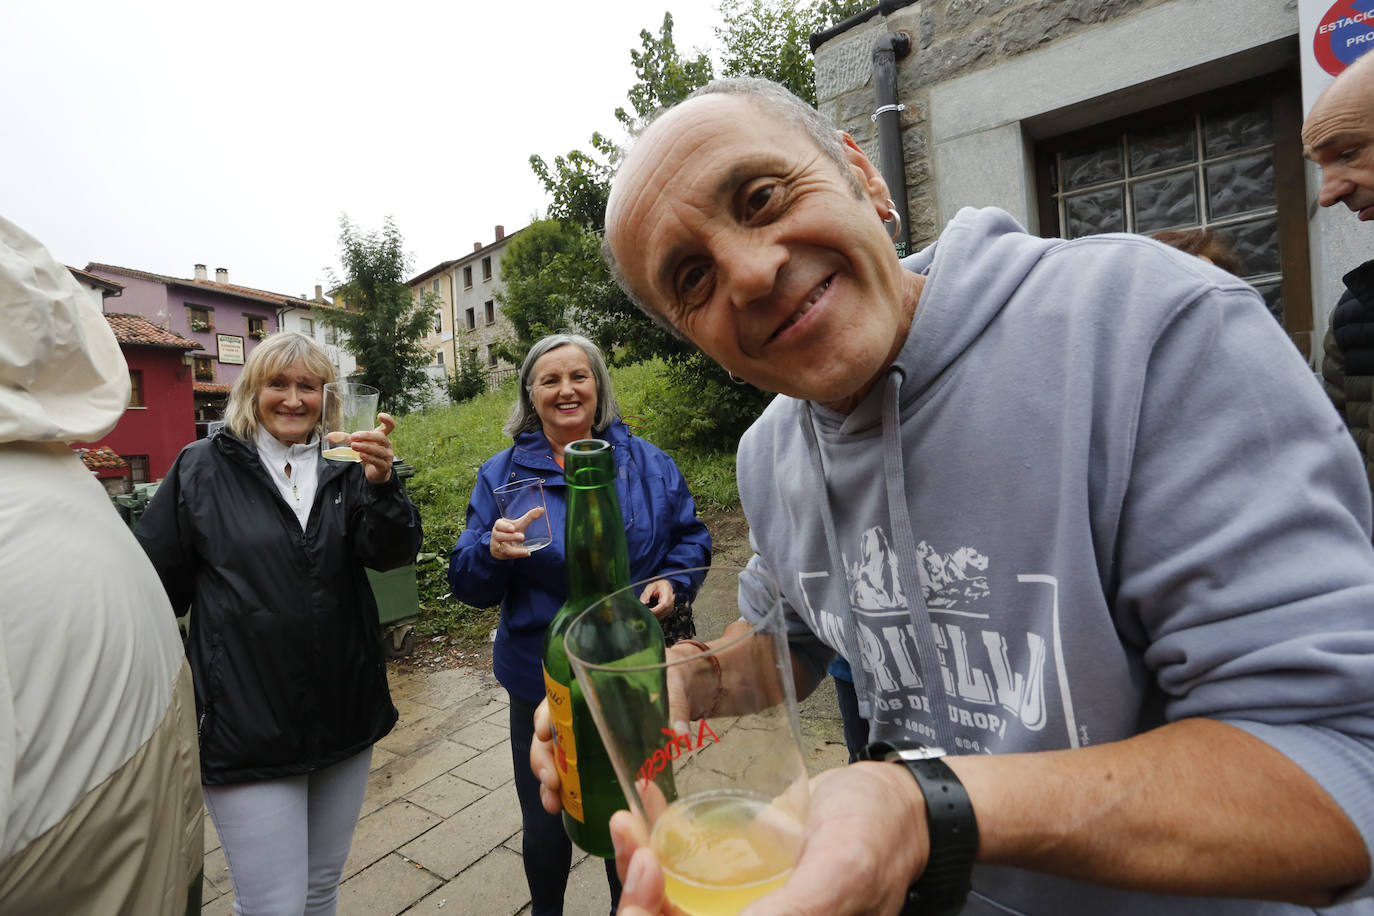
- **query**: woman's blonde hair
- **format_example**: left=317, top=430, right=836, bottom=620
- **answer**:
left=224, top=332, right=336, bottom=440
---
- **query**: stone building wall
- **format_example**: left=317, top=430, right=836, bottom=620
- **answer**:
left=814, top=0, right=1172, bottom=248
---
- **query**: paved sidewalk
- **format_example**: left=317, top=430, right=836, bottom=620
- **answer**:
left=201, top=663, right=849, bottom=915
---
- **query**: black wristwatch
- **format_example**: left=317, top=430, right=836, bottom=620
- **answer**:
left=858, top=741, right=979, bottom=916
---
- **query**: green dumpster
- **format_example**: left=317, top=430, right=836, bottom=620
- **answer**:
left=370, top=458, right=419, bottom=659
left=113, top=481, right=161, bottom=530
left=368, top=564, right=419, bottom=659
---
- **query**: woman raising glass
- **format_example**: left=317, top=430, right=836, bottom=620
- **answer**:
left=137, top=332, right=422, bottom=915
left=448, top=333, right=711, bottom=916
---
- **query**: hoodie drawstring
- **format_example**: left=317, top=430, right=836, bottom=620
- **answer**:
left=880, top=372, right=957, bottom=750
left=800, top=371, right=957, bottom=750
left=800, top=400, right=876, bottom=726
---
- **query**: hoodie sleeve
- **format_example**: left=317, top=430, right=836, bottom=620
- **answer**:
left=742, top=548, right=833, bottom=692
left=448, top=464, right=514, bottom=609
left=1116, top=281, right=1374, bottom=901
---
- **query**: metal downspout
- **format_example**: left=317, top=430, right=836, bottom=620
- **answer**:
left=871, top=30, right=912, bottom=256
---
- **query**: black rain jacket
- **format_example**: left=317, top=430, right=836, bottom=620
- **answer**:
left=136, top=429, right=422, bottom=784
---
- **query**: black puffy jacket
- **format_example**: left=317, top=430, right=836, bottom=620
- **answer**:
left=1323, top=260, right=1374, bottom=497
left=136, top=430, right=422, bottom=784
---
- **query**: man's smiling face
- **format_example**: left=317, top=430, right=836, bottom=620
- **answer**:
left=605, top=92, right=918, bottom=412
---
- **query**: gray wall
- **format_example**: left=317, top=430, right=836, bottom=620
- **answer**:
left=813, top=0, right=1365, bottom=363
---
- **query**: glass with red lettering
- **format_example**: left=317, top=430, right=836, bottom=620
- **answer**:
left=565, top=565, right=808, bottom=916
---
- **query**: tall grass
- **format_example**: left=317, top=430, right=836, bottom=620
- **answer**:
left=389, top=359, right=741, bottom=637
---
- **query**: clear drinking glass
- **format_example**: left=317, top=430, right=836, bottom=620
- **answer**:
left=493, top=476, right=553, bottom=552
left=322, top=381, right=379, bottom=462
left=566, top=565, right=809, bottom=916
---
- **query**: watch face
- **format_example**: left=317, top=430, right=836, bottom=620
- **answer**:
left=890, top=745, right=949, bottom=762
left=860, top=740, right=949, bottom=763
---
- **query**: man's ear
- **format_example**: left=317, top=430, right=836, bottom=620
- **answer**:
left=837, top=131, right=892, bottom=211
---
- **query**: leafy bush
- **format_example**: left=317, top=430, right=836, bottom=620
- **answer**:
left=446, top=348, right=487, bottom=404
left=640, top=352, right=773, bottom=453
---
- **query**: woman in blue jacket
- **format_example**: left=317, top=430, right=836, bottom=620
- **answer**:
left=448, top=333, right=711, bottom=916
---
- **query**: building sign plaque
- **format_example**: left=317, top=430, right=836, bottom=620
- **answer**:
left=217, top=334, right=245, bottom=365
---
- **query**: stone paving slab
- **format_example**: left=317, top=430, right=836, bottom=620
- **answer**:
left=360, top=738, right=481, bottom=818
left=337, top=852, right=443, bottom=916
left=203, top=812, right=219, bottom=854
left=371, top=745, right=400, bottom=772
left=343, top=799, right=442, bottom=881
left=398, top=780, right=522, bottom=880
left=450, top=742, right=514, bottom=790
left=451, top=718, right=510, bottom=752
left=565, top=852, right=616, bottom=916
left=408, top=847, right=530, bottom=915
left=376, top=695, right=505, bottom=757
left=201, top=889, right=234, bottom=915
left=201, top=843, right=231, bottom=900
left=405, top=772, right=489, bottom=819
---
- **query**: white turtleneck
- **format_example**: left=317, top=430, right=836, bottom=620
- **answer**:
left=254, top=425, right=321, bottom=530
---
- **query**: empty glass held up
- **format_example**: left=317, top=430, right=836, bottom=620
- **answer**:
left=494, top=476, right=554, bottom=553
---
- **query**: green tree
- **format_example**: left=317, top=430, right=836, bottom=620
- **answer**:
left=320, top=216, right=434, bottom=415
left=529, top=12, right=712, bottom=230
left=493, top=219, right=582, bottom=361
left=616, top=12, right=715, bottom=130
left=518, top=2, right=869, bottom=450
left=447, top=347, right=487, bottom=403
left=716, top=0, right=868, bottom=105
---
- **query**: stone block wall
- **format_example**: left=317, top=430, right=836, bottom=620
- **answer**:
left=814, top=0, right=1169, bottom=248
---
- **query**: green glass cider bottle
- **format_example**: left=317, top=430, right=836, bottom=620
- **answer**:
left=541, top=438, right=666, bottom=857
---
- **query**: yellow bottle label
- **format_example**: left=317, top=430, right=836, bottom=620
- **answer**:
left=544, top=667, right=584, bottom=823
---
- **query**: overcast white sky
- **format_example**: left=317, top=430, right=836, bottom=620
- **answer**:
left=1, top=0, right=724, bottom=298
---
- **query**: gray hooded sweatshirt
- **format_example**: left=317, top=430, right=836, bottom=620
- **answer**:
left=737, top=207, right=1374, bottom=914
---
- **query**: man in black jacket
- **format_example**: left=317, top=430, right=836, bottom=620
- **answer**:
left=1304, top=51, right=1374, bottom=504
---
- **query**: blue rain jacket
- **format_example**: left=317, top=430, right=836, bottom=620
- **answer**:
left=448, top=420, right=712, bottom=702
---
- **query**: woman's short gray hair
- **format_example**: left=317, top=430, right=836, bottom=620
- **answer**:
left=504, top=333, right=620, bottom=438
left=224, top=332, right=336, bottom=440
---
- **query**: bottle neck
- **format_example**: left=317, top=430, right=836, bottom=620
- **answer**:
left=563, top=444, right=630, bottom=607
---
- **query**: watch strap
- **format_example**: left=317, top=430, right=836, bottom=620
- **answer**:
left=859, top=741, right=978, bottom=916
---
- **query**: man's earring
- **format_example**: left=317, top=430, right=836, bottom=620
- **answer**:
left=884, top=198, right=902, bottom=242
left=727, top=371, right=747, bottom=385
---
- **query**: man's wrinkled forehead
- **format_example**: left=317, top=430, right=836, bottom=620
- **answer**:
left=612, top=95, right=753, bottom=207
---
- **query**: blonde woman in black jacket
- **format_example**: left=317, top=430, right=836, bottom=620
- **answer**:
left=137, top=332, right=422, bottom=915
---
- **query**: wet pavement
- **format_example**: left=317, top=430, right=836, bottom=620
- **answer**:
left=200, top=660, right=848, bottom=915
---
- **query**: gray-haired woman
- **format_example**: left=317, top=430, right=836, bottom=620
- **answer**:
left=137, top=331, right=422, bottom=915
left=448, top=333, right=711, bottom=916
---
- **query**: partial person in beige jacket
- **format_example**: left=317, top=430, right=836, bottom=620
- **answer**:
left=0, top=216, right=203, bottom=914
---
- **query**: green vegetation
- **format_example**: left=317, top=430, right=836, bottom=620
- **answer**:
left=446, top=347, right=487, bottom=404
left=320, top=216, right=436, bottom=415
left=390, top=358, right=742, bottom=639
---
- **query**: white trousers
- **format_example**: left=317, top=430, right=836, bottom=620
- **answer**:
left=203, top=746, right=373, bottom=916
